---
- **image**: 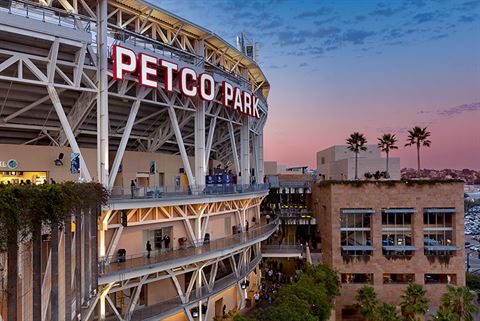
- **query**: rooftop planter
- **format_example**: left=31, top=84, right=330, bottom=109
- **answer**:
left=317, top=179, right=463, bottom=189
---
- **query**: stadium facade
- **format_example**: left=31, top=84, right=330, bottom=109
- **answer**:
left=0, top=0, right=274, bottom=320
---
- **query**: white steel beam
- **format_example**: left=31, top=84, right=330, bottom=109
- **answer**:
left=125, top=275, right=148, bottom=319
left=228, top=122, right=240, bottom=174
left=205, top=105, right=221, bottom=169
left=47, top=39, right=59, bottom=83
left=97, top=0, right=109, bottom=186
left=168, top=106, right=195, bottom=185
left=108, top=88, right=149, bottom=189
left=195, top=101, right=206, bottom=186
left=47, top=85, right=92, bottom=181
left=240, top=117, right=250, bottom=185
left=256, top=129, right=265, bottom=183
left=2, top=90, right=65, bottom=123
left=105, top=226, right=124, bottom=264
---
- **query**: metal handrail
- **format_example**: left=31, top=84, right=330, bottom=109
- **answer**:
left=109, top=183, right=270, bottom=200
left=129, top=255, right=262, bottom=320
left=99, top=219, right=278, bottom=276
left=2, top=0, right=94, bottom=31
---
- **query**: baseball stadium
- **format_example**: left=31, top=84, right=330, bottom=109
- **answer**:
left=0, top=0, right=274, bottom=320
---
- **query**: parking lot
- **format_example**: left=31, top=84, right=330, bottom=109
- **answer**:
left=465, top=206, right=480, bottom=273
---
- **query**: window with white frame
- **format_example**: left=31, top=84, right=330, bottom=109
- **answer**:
left=423, top=208, right=457, bottom=256
left=340, top=209, right=373, bottom=256
left=381, top=209, right=415, bottom=257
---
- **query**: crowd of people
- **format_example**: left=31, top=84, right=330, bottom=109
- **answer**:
left=253, top=259, right=302, bottom=306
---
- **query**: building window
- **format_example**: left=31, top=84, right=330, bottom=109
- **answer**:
left=321, top=157, right=325, bottom=164
left=341, top=273, right=374, bottom=284
left=424, top=274, right=456, bottom=285
left=341, top=209, right=373, bottom=256
left=423, top=208, right=456, bottom=256
left=383, top=273, right=415, bottom=284
left=382, top=209, right=415, bottom=257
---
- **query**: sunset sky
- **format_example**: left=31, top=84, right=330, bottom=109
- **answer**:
left=156, top=0, right=480, bottom=170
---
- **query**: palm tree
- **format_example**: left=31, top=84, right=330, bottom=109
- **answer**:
left=434, top=308, right=456, bottom=321
left=355, top=286, right=378, bottom=321
left=346, top=132, right=368, bottom=180
left=440, top=286, right=479, bottom=321
left=377, top=133, right=398, bottom=178
left=400, top=284, right=430, bottom=321
left=373, top=303, right=402, bottom=321
left=405, top=126, right=431, bottom=176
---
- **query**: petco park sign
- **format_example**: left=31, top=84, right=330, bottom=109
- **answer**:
left=113, top=45, right=260, bottom=118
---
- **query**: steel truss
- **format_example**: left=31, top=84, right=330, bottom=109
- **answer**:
left=99, top=196, right=264, bottom=262
left=91, top=245, right=261, bottom=321
left=0, top=0, right=268, bottom=188
left=0, top=1, right=270, bottom=320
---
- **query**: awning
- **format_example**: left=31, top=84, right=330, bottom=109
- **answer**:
left=424, top=208, right=459, bottom=213
left=424, top=246, right=460, bottom=251
left=341, top=209, right=375, bottom=214
left=383, top=246, right=417, bottom=251
left=341, top=245, right=377, bottom=251
left=382, top=209, right=416, bottom=214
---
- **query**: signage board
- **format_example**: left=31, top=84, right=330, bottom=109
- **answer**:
left=112, top=45, right=260, bottom=118
left=0, top=159, right=18, bottom=169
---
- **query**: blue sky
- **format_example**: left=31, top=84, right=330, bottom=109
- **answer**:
left=155, top=0, right=480, bottom=169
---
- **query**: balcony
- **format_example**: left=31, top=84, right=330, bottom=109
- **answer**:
left=108, top=183, right=269, bottom=210
left=125, top=255, right=262, bottom=321
left=262, top=244, right=304, bottom=258
left=98, top=219, right=278, bottom=284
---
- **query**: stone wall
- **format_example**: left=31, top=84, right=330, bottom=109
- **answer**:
left=313, top=181, right=465, bottom=320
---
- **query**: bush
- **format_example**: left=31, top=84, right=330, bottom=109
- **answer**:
left=254, top=264, right=340, bottom=321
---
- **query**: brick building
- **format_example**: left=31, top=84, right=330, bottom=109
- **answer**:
left=313, top=180, right=465, bottom=320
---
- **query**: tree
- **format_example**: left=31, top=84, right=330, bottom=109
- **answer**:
left=377, top=133, right=398, bottom=178
left=355, top=286, right=378, bottom=321
left=466, top=273, right=480, bottom=291
left=373, top=303, right=402, bottom=321
left=440, top=286, right=479, bottom=321
left=400, top=284, right=429, bottom=321
left=405, top=126, right=431, bottom=176
left=433, top=308, right=456, bottom=321
left=255, top=264, right=340, bottom=321
left=346, top=132, right=368, bottom=180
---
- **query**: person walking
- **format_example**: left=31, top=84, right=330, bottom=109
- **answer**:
left=146, top=240, right=152, bottom=258
left=163, top=235, right=170, bottom=249
left=130, top=180, right=136, bottom=198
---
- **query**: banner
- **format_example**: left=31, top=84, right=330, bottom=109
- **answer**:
left=70, top=153, right=80, bottom=174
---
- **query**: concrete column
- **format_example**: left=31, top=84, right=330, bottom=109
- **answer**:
left=92, top=207, right=99, bottom=295
left=83, top=211, right=91, bottom=304
left=65, top=215, right=72, bottom=321
left=240, top=116, right=250, bottom=186
left=75, top=213, right=82, bottom=320
left=51, top=225, right=59, bottom=321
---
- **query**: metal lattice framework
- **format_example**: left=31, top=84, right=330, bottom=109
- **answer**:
left=0, top=0, right=271, bottom=320
left=0, top=0, right=269, bottom=189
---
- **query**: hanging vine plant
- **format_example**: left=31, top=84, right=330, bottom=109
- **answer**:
left=0, top=181, right=108, bottom=321
left=342, top=253, right=371, bottom=264
left=426, top=254, right=452, bottom=266
left=384, top=254, right=413, bottom=261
